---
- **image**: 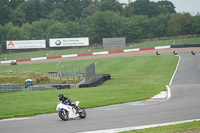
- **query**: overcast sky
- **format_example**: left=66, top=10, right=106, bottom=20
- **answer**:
left=118, top=0, right=200, bottom=15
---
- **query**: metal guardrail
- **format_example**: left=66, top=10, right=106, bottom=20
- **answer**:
left=0, top=84, right=57, bottom=93
left=0, top=84, right=26, bottom=93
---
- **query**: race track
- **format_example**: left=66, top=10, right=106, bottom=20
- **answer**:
left=0, top=52, right=200, bottom=133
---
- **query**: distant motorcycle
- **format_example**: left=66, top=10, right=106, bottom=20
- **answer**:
left=10, top=61, right=17, bottom=65
left=56, top=101, right=87, bottom=121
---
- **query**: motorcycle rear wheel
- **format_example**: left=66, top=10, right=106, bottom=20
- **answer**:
left=79, top=108, right=87, bottom=119
left=59, top=110, right=69, bottom=121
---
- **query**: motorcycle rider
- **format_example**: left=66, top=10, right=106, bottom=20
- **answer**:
left=58, top=93, right=81, bottom=113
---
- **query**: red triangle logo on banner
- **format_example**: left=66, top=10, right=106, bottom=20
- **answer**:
left=8, top=41, right=14, bottom=46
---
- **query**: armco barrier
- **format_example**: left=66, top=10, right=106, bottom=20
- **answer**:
left=93, top=51, right=109, bottom=55
left=77, top=53, right=93, bottom=56
left=170, top=44, right=200, bottom=48
left=0, top=45, right=173, bottom=64
left=47, top=55, right=62, bottom=59
left=62, top=54, right=77, bottom=58
left=52, top=84, right=70, bottom=89
left=140, top=47, right=155, bottom=51
left=31, top=57, right=47, bottom=61
left=108, top=50, right=124, bottom=54
left=16, top=58, right=31, bottom=62
left=155, top=45, right=170, bottom=50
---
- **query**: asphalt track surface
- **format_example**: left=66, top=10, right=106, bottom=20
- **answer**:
left=0, top=52, right=200, bottom=133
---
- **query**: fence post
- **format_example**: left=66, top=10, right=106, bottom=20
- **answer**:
left=79, top=63, right=81, bottom=81
left=57, top=61, right=62, bottom=79
left=64, top=62, right=67, bottom=78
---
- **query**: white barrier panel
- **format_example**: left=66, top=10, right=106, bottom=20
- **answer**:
left=93, top=51, right=109, bottom=55
left=124, top=48, right=140, bottom=52
left=7, top=40, right=46, bottom=49
left=155, top=45, right=170, bottom=50
left=50, top=37, right=89, bottom=47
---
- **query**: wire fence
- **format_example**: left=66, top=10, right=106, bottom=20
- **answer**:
left=57, top=61, right=96, bottom=82
left=0, top=70, right=64, bottom=78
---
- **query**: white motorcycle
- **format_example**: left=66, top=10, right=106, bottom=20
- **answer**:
left=56, top=101, right=87, bottom=121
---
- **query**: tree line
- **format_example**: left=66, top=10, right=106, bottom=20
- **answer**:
left=0, top=0, right=200, bottom=50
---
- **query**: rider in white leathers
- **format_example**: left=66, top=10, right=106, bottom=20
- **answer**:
left=58, top=93, right=81, bottom=113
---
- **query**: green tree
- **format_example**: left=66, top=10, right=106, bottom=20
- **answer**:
left=125, top=0, right=175, bottom=17
left=10, top=8, right=26, bottom=26
left=84, top=11, right=124, bottom=43
left=0, top=0, right=11, bottom=25
left=4, top=22, right=22, bottom=40
left=0, top=25, right=6, bottom=51
left=46, top=22, right=69, bottom=38
left=148, top=14, right=170, bottom=37
left=157, top=0, right=176, bottom=14
left=30, top=19, right=57, bottom=40
left=20, top=22, right=32, bottom=40
left=191, top=14, right=200, bottom=34
left=132, top=0, right=160, bottom=17
left=123, top=2, right=135, bottom=17
left=0, top=25, right=5, bottom=43
left=9, top=0, right=25, bottom=10
left=47, top=8, right=67, bottom=22
left=40, top=0, right=56, bottom=18
left=97, top=0, right=123, bottom=13
left=56, top=0, right=82, bottom=21
left=167, top=13, right=192, bottom=36
left=24, top=0, right=41, bottom=23
left=81, top=0, right=93, bottom=8
left=65, top=22, right=89, bottom=37
left=121, top=15, right=149, bottom=42
left=82, top=4, right=96, bottom=18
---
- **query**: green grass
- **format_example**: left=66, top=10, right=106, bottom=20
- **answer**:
left=132, top=37, right=200, bottom=48
left=0, top=55, right=178, bottom=119
left=0, top=37, right=199, bottom=61
left=121, top=121, right=200, bottom=133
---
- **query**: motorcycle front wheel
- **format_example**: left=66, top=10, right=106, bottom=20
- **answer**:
left=79, top=108, right=87, bottom=119
left=59, top=110, right=69, bottom=121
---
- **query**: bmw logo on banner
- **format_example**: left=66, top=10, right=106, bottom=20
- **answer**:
left=55, top=40, right=61, bottom=46
left=49, top=37, right=89, bottom=47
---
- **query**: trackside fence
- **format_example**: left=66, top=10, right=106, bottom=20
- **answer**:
left=57, top=61, right=96, bottom=82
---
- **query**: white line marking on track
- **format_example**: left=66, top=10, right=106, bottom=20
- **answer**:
left=169, top=55, right=181, bottom=85
left=78, top=119, right=200, bottom=133
left=0, top=117, right=32, bottom=123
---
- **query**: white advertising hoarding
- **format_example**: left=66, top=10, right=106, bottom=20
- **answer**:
left=49, top=37, right=89, bottom=47
left=7, top=40, right=46, bottom=49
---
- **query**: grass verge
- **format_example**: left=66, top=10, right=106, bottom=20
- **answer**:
left=121, top=121, right=200, bottom=133
left=0, top=55, right=178, bottom=119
